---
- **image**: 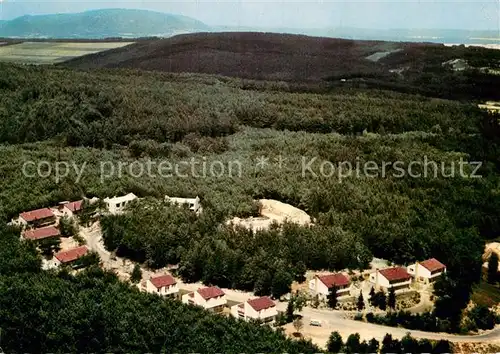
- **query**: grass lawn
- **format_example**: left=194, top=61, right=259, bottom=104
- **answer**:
left=471, top=281, right=500, bottom=307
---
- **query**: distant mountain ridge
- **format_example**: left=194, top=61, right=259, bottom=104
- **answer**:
left=0, top=9, right=209, bottom=39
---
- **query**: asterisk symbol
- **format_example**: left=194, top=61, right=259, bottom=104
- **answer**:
left=255, top=156, right=269, bottom=170
left=274, top=155, right=287, bottom=169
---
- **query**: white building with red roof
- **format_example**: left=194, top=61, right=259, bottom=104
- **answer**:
left=22, top=226, right=61, bottom=241
left=48, top=246, right=89, bottom=268
left=408, top=258, right=446, bottom=283
left=309, top=273, right=351, bottom=300
left=181, top=286, right=227, bottom=312
left=231, top=296, right=277, bottom=323
left=61, top=200, right=84, bottom=218
left=370, top=267, right=412, bottom=292
left=146, top=274, right=179, bottom=297
left=14, top=208, right=56, bottom=228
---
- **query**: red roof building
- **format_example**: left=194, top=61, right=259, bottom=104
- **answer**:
left=247, top=296, right=276, bottom=312
left=379, top=267, right=411, bottom=282
left=64, top=200, right=83, bottom=213
left=419, top=258, right=446, bottom=273
left=150, top=274, right=177, bottom=289
left=20, top=208, right=55, bottom=223
left=23, top=226, right=60, bottom=241
left=55, top=246, right=89, bottom=263
left=317, top=273, right=350, bottom=288
left=197, top=286, right=225, bottom=300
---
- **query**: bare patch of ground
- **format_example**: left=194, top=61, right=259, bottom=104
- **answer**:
left=365, top=49, right=402, bottom=62
left=227, top=199, right=312, bottom=232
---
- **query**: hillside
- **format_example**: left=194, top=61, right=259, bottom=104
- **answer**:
left=63, top=31, right=406, bottom=81
left=63, top=31, right=500, bottom=100
left=0, top=9, right=209, bottom=39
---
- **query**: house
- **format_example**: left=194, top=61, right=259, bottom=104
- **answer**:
left=22, top=226, right=61, bottom=241
left=104, top=193, right=138, bottom=214
left=146, top=274, right=179, bottom=297
left=50, top=246, right=89, bottom=268
left=408, top=258, right=446, bottom=283
left=165, top=195, right=201, bottom=213
left=370, top=267, right=412, bottom=292
left=182, top=286, right=226, bottom=312
left=308, top=273, right=351, bottom=300
left=231, top=296, right=277, bottom=323
left=13, top=208, right=56, bottom=228
left=61, top=200, right=84, bottom=218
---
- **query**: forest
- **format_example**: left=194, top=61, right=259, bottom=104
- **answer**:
left=0, top=62, right=499, bottom=338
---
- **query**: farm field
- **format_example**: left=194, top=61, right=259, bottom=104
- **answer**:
left=0, top=41, right=134, bottom=64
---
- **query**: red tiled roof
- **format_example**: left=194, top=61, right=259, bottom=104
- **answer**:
left=247, top=296, right=275, bottom=312
left=150, top=274, right=176, bottom=289
left=55, top=246, right=88, bottom=263
left=420, top=258, right=446, bottom=272
left=64, top=200, right=83, bottom=212
left=317, top=273, right=350, bottom=288
left=379, top=267, right=411, bottom=282
left=23, top=226, right=60, bottom=240
left=197, top=286, right=225, bottom=300
left=20, top=208, right=54, bottom=223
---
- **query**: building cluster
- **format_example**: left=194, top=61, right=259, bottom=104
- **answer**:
left=11, top=201, right=89, bottom=268
left=309, top=258, right=447, bottom=300
left=145, top=273, right=277, bottom=322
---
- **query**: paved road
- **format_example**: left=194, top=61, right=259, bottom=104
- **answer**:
left=284, top=306, right=500, bottom=346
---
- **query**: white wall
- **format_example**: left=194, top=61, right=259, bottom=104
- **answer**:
left=230, top=302, right=277, bottom=322
left=309, top=277, right=351, bottom=300
left=182, top=291, right=227, bottom=310
left=146, top=280, right=179, bottom=296
left=408, top=263, right=445, bottom=282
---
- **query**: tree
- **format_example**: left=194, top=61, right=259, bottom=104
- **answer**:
left=381, top=333, right=401, bottom=354
left=432, top=339, right=452, bottom=354
left=468, top=304, right=496, bottom=330
left=388, top=287, right=396, bottom=310
left=327, top=285, right=338, bottom=309
left=401, top=333, right=419, bottom=354
left=38, top=237, right=61, bottom=257
left=131, top=264, right=142, bottom=284
left=59, top=216, right=77, bottom=237
left=292, top=318, right=303, bottom=335
left=290, top=292, right=308, bottom=312
left=357, top=291, right=365, bottom=311
left=488, top=253, right=499, bottom=284
left=369, top=286, right=376, bottom=305
left=372, top=290, right=387, bottom=311
left=311, top=295, right=320, bottom=309
left=294, top=261, right=307, bottom=282
left=271, top=267, right=293, bottom=299
left=286, top=300, right=294, bottom=322
left=345, top=333, right=361, bottom=354
left=327, top=331, right=343, bottom=353
left=367, top=338, right=379, bottom=353
left=417, top=339, right=433, bottom=353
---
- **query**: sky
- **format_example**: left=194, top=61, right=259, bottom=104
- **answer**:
left=0, top=0, right=499, bottom=31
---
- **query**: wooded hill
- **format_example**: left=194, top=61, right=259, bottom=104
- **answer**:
left=63, top=32, right=500, bottom=100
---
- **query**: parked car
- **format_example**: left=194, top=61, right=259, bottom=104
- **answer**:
left=309, top=319, right=322, bottom=327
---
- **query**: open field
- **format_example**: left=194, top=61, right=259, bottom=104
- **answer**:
left=0, top=41, right=134, bottom=64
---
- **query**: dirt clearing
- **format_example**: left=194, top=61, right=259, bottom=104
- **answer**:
left=227, top=199, right=311, bottom=231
